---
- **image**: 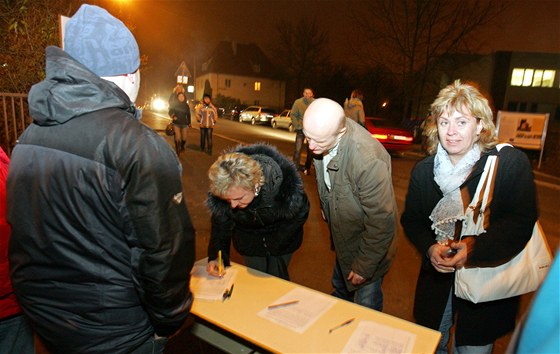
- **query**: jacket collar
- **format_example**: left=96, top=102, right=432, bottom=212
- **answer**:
left=28, top=46, right=133, bottom=126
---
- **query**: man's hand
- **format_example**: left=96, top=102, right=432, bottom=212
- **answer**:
left=347, top=270, right=366, bottom=286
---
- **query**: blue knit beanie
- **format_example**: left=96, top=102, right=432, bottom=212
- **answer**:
left=64, top=4, right=140, bottom=77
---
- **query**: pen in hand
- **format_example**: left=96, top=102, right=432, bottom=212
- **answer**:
left=328, top=318, right=355, bottom=334
left=267, top=300, right=299, bottom=310
left=217, top=250, right=224, bottom=277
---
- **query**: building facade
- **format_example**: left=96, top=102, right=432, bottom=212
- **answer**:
left=423, top=51, right=560, bottom=161
left=194, top=41, right=285, bottom=110
left=424, top=51, right=559, bottom=123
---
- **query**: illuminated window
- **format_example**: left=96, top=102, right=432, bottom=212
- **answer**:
left=511, top=68, right=524, bottom=86
left=511, top=68, right=556, bottom=88
left=522, top=69, right=534, bottom=86
left=225, top=79, right=231, bottom=88
left=543, top=70, right=555, bottom=87
left=532, top=70, right=543, bottom=87
left=254, top=81, right=261, bottom=91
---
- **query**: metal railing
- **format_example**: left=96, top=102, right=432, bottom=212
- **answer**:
left=0, top=93, right=31, bottom=156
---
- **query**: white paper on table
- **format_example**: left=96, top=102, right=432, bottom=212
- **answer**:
left=190, top=265, right=237, bottom=301
left=257, top=287, right=336, bottom=333
left=341, top=320, right=416, bottom=354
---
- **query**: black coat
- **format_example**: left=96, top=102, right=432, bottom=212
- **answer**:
left=168, top=97, right=191, bottom=126
left=8, top=46, right=195, bottom=354
left=207, top=144, right=309, bottom=265
left=401, top=145, right=537, bottom=346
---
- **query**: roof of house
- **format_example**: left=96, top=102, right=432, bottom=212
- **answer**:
left=199, top=41, right=282, bottom=79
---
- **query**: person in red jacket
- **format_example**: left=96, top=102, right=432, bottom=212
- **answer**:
left=0, top=146, right=34, bottom=354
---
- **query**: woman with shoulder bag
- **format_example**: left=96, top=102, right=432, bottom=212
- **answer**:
left=168, top=92, right=191, bottom=155
left=401, top=80, right=538, bottom=354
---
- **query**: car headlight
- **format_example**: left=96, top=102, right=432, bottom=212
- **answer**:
left=152, top=98, right=167, bottom=111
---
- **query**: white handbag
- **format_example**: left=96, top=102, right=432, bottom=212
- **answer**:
left=454, top=145, right=553, bottom=303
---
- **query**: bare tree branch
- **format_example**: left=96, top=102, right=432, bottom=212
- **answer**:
left=352, top=0, right=508, bottom=119
left=271, top=18, right=330, bottom=96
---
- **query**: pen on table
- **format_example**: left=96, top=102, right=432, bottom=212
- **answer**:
left=267, top=300, right=299, bottom=310
left=222, top=284, right=234, bottom=302
left=217, top=250, right=224, bottom=276
left=328, top=318, right=355, bottom=334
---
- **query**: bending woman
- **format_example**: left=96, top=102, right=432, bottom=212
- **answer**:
left=206, top=143, right=309, bottom=280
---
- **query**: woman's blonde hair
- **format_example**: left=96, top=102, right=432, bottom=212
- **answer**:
left=423, top=80, right=498, bottom=155
left=208, top=152, right=265, bottom=198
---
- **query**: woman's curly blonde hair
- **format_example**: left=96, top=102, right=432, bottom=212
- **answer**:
left=208, top=152, right=264, bottom=198
left=422, top=80, right=498, bottom=155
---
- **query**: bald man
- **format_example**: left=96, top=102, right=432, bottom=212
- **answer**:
left=303, top=98, right=397, bottom=311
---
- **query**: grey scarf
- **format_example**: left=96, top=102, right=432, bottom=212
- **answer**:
left=430, top=143, right=481, bottom=243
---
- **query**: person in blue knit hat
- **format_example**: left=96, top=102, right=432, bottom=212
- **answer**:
left=8, top=4, right=195, bottom=354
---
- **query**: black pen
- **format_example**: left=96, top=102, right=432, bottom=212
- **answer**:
left=222, top=284, right=234, bottom=302
left=328, top=318, right=355, bottom=333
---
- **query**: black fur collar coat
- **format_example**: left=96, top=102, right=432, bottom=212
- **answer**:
left=207, top=144, right=310, bottom=265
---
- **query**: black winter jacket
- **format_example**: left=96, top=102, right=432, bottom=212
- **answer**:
left=8, top=46, right=195, bottom=354
left=207, top=144, right=309, bottom=265
left=168, top=98, right=191, bottom=126
left=401, top=145, right=537, bottom=346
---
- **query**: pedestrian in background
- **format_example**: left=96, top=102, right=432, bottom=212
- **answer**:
left=303, top=98, right=398, bottom=311
left=344, top=89, right=366, bottom=128
left=168, top=83, right=185, bottom=108
left=0, top=147, right=34, bottom=354
left=7, top=5, right=195, bottom=354
left=197, top=93, right=218, bottom=155
left=401, top=80, right=537, bottom=354
left=206, top=143, right=309, bottom=280
left=168, top=91, right=192, bottom=155
left=291, top=87, right=315, bottom=174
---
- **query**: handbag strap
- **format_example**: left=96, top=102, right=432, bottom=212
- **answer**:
left=462, top=143, right=513, bottom=236
left=467, top=143, right=512, bottom=212
left=480, top=156, right=497, bottom=215
left=478, top=144, right=512, bottom=212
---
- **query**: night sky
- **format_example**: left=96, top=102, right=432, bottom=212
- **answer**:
left=104, top=0, right=560, bottom=100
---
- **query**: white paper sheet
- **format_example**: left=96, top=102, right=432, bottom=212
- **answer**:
left=257, top=287, right=336, bottom=333
left=190, top=265, right=237, bottom=301
left=341, top=321, right=417, bottom=354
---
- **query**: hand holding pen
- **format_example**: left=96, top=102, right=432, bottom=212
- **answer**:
left=206, top=250, right=226, bottom=277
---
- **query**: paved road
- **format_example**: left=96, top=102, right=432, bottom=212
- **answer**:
left=142, top=110, right=559, bottom=354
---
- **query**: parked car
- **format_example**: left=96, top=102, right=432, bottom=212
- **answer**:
left=229, top=104, right=248, bottom=121
left=271, top=109, right=294, bottom=132
left=239, top=106, right=278, bottom=125
left=365, top=117, right=414, bottom=152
